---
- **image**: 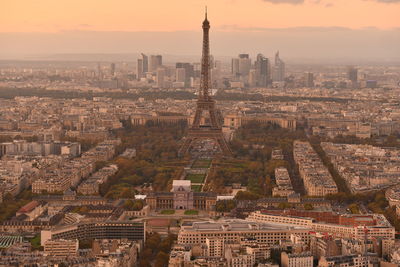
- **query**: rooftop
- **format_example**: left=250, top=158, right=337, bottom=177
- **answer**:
left=173, top=180, right=191, bottom=187
left=17, top=200, right=40, bottom=213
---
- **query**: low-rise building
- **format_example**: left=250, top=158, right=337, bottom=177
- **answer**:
left=41, top=221, right=145, bottom=246
left=318, top=253, right=379, bottom=267
left=44, top=239, right=78, bottom=257
left=177, top=219, right=311, bottom=247
left=146, top=180, right=217, bottom=211
left=273, top=167, right=295, bottom=197
left=16, top=200, right=47, bottom=221
left=322, top=142, right=400, bottom=193
left=281, top=252, right=313, bottom=267
left=248, top=210, right=395, bottom=241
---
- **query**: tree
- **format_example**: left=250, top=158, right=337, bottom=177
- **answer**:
left=123, top=199, right=144, bottom=211
left=235, top=191, right=261, bottom=201
left=138, top=259, right=151, bottom=267
left=146, top=233, right=161, bottom=250
left=265, top=176, right=273, bottom=196
left=348, top=203, right=360, bottom=214
left=215, top=200, right=236, bottom=212
left=154, top=251, right=169, bottom=267
left=304, top=204, right=314, bottom=210
left=79, top=239, right=93, bottom=249
left=278, top=202, right=291, bottom=209
left=94, top=161, right=108, bottom=171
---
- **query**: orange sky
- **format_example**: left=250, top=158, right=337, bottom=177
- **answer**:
left=1, top=0, right=400, bottom=32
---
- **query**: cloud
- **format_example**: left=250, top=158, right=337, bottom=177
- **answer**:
left=262, top=0, right=400, bottom=4
left=262, top=0, right=335, bottom=5
left=374, top=0, right=400, bottom=2
left=218, top=25, right=351, bottom=32
left=78, top=24, right=92, bottom=28
left=262, top=0, right=304, bottom=4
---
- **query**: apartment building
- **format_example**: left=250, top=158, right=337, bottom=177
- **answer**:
left=41, top=221, right=145, bottom=246
left=248, top=211, right=395, bottom=240
left=177, top=220, right=311, bottom=247
left=44, top=239, right=78, bottom=257
left=281, top=252, right=313, bottom=267
left=273, top=167, right=295, bottom=197
left=294, top=141, right=338, bottom=196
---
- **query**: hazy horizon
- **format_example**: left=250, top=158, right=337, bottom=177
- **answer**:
left=1, top=27, right=400, bottom=64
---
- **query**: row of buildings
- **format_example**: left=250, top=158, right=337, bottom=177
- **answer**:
left=2, top=86, right=400, bottom=146
left=77, top=164, right=118, bottom=195
left=293, top=141, right=338, bottom=196
left=321, top=142, right=400, bottom=193
left=0, top=236, right=142, bottom=266
left=0, top=140, right=81, bottom=158
left=248, top=210, right=395, bottom=241
left=0, top=140, right=83, bottom=202
left=169, top=211, right=396, bottom=267
left=32, top=139, right=120, bottom=194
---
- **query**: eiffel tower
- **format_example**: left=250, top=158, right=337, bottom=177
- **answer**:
left=179, top=10, right=231, bottom=156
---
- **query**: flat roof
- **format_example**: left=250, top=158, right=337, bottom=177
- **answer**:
left=173, top=180, right=191, bottom=186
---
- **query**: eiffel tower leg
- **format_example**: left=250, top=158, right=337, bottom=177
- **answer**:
left=192, top=109, right=202, bottom=129
left=215, top=136, right=232, bottom=155
left=209, top=109, right=220, bottom=128
left=179, top=137, right=194, bottom=156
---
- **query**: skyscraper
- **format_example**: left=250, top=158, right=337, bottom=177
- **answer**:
left=156, top=68, right=165, bottom=88
left=149, top=55, right=162, bottom=73
left=272, top=51, right=285, bottom=82
left=110, top=63, right=115, bottom=77
left=304, top=72, right=314, bottom=87
left=137, top=59, right=143, bottom=80
left=231, top=54, right=251, bottom=79
left=97, top=62, right=102, bottom=80
left=142, top=53, right=148, bottom=73
left=255, top=53, right=271, bottom=87
left=231, top=58, right=240, bottom=77
left=137, top=53, right=148, bottom=80
left=238, top=54, right=251, bottom=76
left=176, top=68, right=186, bottom=83
left=249, top=69, right=257, bottom=87
left=348, top=66, right=358, bottom=83
left=176, top=62, right=194, bottom=87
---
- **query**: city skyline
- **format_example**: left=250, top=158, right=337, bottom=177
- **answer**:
left=1, top=27, right=399, bottom=62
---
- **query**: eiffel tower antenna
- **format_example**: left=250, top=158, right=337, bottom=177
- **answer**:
left=179, top=10, right=232, bottom=156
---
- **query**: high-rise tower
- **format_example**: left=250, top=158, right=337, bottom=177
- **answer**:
left=255, top=54, right=271, bottom=87
left=272, top=51, right=285, bottom=82
left=137, top=53, right=148, bottom=79
left=179, top=10, right=231, bottom=156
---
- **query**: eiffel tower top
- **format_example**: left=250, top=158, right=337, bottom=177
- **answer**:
left=200, top=7, right=211, bottom=101
left=203, top=7, right=210, bottom=28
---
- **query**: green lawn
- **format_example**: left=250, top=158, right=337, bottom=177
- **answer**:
left=186, top=173, right=206, bottom=183
left=160, top=210, right=175, bottom=215
left=184, top=210, right=199, bottom=215
left=29, top=234, right=42, bottom=250
left=191, top=185, right=202, bottom=192
left=192, top=159, right=212, bottom=169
